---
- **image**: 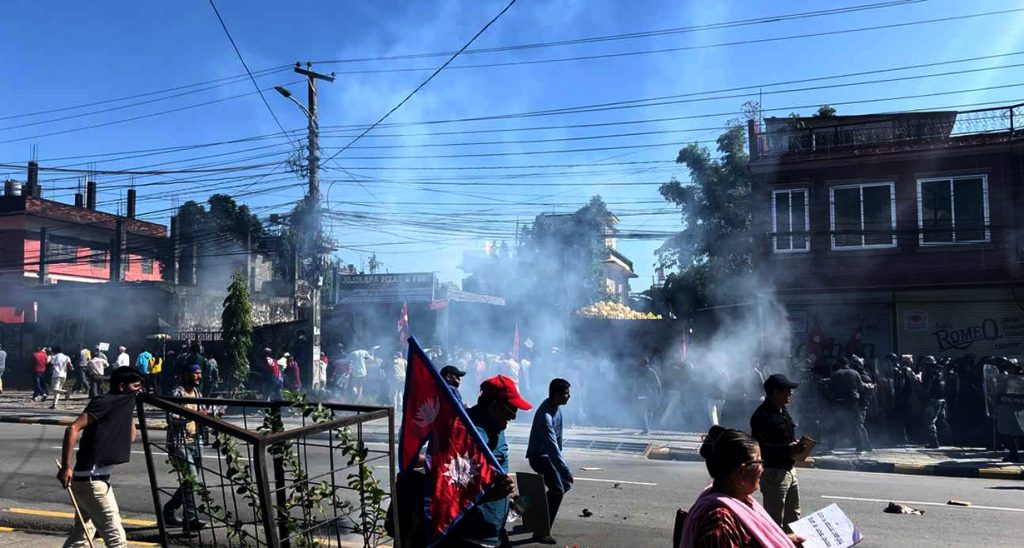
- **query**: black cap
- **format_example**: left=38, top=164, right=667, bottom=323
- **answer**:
left=440, top=365, right=467, bottom=377
left=764, top=373, right=800, bottom=393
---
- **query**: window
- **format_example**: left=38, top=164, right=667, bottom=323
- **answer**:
left=771, top=189, right=809, bottom=253
left=141, top=256, right=154, bottom=274
left=48, top=239, right=79, bottom=264
left=917, top=175, right=989, bottom=244
left=829, top=182, right=896, bottom=249
left=89, top=247, right=107, bottom=268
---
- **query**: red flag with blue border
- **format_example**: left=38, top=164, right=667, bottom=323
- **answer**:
left=398, top=337, right=503, bottom=545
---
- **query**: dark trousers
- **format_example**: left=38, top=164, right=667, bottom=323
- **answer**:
left=32, top=372, right=46, bottom=398
left=165, top=442, right=203, bottom=522
left=528, top=456, right=569, bottom=528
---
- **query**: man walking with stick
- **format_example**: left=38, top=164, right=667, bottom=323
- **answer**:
left=56, top=366, right=144, bottom=548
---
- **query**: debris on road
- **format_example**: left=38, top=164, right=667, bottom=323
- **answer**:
left=613, top=483, right=621, bottom=489
left=580, top=508, right=593, bottom=518
left=884, top=502, right=925, bottom=515
left=947, top=499, right=972, bottom=507
left=580, top=467, right=603, bottom=471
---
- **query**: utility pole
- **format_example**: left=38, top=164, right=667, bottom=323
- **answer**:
left=293, top=63, right=335, bottom=372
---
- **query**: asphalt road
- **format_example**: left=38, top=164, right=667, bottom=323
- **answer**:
left=0, top=423, right=1022, bottom=547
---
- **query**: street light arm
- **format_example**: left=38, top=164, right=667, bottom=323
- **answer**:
left=275, top=86, right=312, bottom=119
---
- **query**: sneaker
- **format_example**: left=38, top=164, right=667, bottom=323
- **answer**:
left=532, top=534, right=558, bottom=545
left=163, top=512, right=183, bottom=527
left=184, top=520, right=208, bottom=533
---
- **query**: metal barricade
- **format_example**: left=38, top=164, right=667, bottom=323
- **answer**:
left=135, top=394, right=399, bottom=547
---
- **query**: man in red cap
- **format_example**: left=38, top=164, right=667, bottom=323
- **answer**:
left=442, top=374, right=531, bottom=547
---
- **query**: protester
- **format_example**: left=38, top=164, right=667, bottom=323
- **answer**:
left=348, top=348, right=372, bottom=402
left=678, top=426, right=801, bottom=547
left=115, top=346, right=130, bottom=369
left=70, top=344, right=91, bottom=395
left=391, top=351, right=407, bottom=409
left=262, top=348, right=282, bottom=401
left=0, top=343, right=6, bottom=394
left=49, top=346, right=72, bottom=409
left=635, top=355, right=663, bottom=435
left=312, top=352, right=328, bottom=393
left=87, top=350, right=109, bottom=398
left=57, top=366, right=144, bottom=548
left=285, top=353, right=301, bottom=392
left=526, top=378, right=573, bottom=545
left=441, top=364, right=467, bottom=404
left=750, top=373, right=806, bottom=530
left=31, top=346, right=48, bottom=401
left=441, top=375, right=531, bottom=547
left=163, top=363, right=208, bottom=534
left=149, top=354, right=162, bottom=395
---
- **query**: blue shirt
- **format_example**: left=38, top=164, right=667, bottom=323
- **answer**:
left=445, top=404, right=509, bottom=545
left=526, top=398, right=570, bottom=478
left=136, top=351, right=152, bottom=375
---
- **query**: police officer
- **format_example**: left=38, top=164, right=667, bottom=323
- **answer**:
left=826, top=358, right=872, bottom=453
left=919, top=356, right=946, bottom=449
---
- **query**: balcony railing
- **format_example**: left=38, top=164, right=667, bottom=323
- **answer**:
left=754, top=104, right=1024, bottom=161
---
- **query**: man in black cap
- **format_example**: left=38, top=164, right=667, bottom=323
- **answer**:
left=751, top=373, right=808, bottom=529
left=440, top=364, right=467, bottom=404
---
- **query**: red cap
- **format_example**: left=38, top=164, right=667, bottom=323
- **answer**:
left=480, top=375, right=532, bottom=410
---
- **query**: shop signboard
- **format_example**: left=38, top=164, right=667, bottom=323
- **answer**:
left=335, top=272, right=436, bottom=304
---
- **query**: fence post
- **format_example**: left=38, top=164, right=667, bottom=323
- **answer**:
left=253, top=438, right=282, bottom=547
left=271, top=406, right=292, bottom=548
left=388, top=407, right=401, bottom=548
left=137, top=397, right=170, bottom=548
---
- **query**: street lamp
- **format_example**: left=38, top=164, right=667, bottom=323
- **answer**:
left=275, top=64, right=334, bottom=387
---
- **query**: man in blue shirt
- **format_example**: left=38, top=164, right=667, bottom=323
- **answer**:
left=442, top=375, right=530, bottom=548
left=526, top=378, right=572, bottom=545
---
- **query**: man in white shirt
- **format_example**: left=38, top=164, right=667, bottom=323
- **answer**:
left=49, top=346, right=72, bottom=409
left=115, top=346, right=130, bottom=369
left=347, top=349, right=371, bottom=402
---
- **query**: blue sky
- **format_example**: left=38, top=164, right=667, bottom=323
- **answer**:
left=3, top=0, right=1024, bottom=288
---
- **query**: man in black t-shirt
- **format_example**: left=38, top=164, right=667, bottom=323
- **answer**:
left=57, top=366, right=143, bottom=548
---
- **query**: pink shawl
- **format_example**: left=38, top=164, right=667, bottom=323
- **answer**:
left=679, top=487, right=795, bottom=548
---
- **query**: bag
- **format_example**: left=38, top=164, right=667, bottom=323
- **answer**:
left=672, top=508, right=688, bottom=548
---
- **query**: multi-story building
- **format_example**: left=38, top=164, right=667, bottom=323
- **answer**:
left=749, top=103, right=1024, bottom=359
left=0, top=162, right=165, bottom=324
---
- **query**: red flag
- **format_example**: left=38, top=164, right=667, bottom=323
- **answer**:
left=397, top=302, right=409, bottom=346
left=511, top=324, right=520, bottom=360
left=806, top=319, right=827, bottom=360
left=399, top=337, right=503, bottom=545
left=844, top=320, right=865, bottom=357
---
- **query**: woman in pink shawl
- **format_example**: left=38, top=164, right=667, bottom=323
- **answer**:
left=679, top=427, right=804, bottom=548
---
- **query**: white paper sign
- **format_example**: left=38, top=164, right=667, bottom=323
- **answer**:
left=97, top=342, right=110, bottom=352
left=788, top=504, right=862, bottom=548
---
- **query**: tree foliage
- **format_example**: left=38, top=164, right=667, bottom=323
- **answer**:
left=222, top=271, right=254, bottom=394
left=658, top=126, right=752, bottom=306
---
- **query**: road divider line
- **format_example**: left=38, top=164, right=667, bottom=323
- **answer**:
left=574, top=477, right=657, bottom=486
left=0, top=526, right=14, bottom=532
left=821, top=495, right=1024, bottom=513
left=7, top=507, right=158, bottom=525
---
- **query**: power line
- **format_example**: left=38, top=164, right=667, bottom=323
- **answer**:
left=317, top=6, right=1024, bottom=75
left=323, top=0, right=519, bottom=164
left=207, top=0, right=298, bottom=150
left=310, top=1, right=923, bottom=65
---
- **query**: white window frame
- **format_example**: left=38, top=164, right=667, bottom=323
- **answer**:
left=829, top=181, right=897, bottom=250
left=771, top=188, right=810, bottom=253
left=916, top=174, right=990, bottom=246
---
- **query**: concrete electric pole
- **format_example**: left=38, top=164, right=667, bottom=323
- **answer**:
left=276, top=62, right=335, bottom=374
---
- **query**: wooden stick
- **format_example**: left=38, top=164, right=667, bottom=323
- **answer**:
left=55, top=458, right=96, bottom=548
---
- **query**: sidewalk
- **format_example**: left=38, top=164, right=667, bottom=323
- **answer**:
left=644, top=433, right=1024, bottom=480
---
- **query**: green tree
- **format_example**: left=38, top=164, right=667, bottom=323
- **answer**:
left=658, top=126, right=752, bottom=306
left=222, top=271, right=254, bottom=395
